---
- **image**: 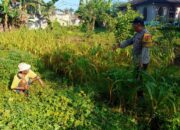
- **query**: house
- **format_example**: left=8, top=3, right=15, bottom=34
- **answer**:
left=27, top=15, right=48, bottom=30
left=50, top=10, right=81, bottom=26
left=119, top=0, right=180, bottom=22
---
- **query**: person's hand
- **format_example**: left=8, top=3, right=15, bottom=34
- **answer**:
left=18, top=73, right=25, bottom=79
left=112, top=44, right=118, bottom=51
left=41, top=82, right=45, bottom=87
left=24, top=85, right=29, bottom=90
left=39, top=79, right=45, bottom=88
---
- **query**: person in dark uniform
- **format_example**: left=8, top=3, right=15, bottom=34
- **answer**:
left=113, top=17, right=153, bottom=97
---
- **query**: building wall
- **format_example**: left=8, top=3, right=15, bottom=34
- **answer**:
left=59, top=21, right=67, bottom=26
left=136, top=4, right=156, bottom=21
left=50, top=12, right=80, bottom=26
left=136, top=4, right=180, bottom=22
left=175, top=7, right=180, bottom=20
left=137, top=5, right=156, bottom=21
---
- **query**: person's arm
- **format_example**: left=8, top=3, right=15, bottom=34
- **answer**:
left=119, top=38, right=133, bottom=48
left=38, top=78, right=44, bottom=87
left=28, top=70, right=45, bottom=87
left=113, top=38, right=133, bottom=51
left=31, top=76, right=45, bottom=87
left=11, top=75, right=27, bottom=90
left=13, top=87, right=26, bottom=90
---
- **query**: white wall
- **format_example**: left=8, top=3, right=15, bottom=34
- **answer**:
left=175, top=7, right=180, bottom=20
left=136, top=4, right=156, bottom=21
left=146, top=5, right=156, bottom=21
left=50, top=13, right=80, bottom=26
left=27, top=19, right=48, bottom=30
left=137, top=4, right=180, bottom=22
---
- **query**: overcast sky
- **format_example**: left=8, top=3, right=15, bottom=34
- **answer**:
left=44, top=0, right=128, bottom=10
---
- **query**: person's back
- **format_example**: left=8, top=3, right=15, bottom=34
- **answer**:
left=131, top=28, right=150, bottom=66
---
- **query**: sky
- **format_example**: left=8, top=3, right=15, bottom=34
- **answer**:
left=44, top=0, right=128, bottom=11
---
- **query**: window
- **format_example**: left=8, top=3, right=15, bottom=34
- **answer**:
left=158, top=7, right=163, bottom=16
left=143, top=7, right=148, bottom=21
left=169, top=7, right=175, bottom=19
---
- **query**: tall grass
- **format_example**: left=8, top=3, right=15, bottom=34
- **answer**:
left=0, top=27, right=179, bottom=129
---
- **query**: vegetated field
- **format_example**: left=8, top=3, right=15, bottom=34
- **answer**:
left=0, top=26, right=179, bottom=130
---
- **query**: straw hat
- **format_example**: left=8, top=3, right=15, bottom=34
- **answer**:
left=18, top=63, right=31, bottom=72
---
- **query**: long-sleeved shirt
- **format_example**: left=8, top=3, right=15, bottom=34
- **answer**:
left=119, top=29, right=150, bottom=65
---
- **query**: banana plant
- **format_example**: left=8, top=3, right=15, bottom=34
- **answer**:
left=0, top=0, right=19, bottom=31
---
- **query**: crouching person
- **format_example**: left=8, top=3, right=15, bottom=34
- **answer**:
left=11, top=63, right=44, bottom=95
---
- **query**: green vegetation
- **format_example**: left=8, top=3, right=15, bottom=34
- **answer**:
left=0, top=24, right=179, bottom=129
left=0, top=1, right=179, bottom=129
left=0, top=0, right=58, bottom=31
left=78, top=0, right=112, bottom=31
left=0, top=48, right=137, bottom=130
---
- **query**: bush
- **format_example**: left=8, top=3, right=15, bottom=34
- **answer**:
left=0, top=27, right=179, bottom=129
left=114, top=4, right=140, bottom=42
left=0, top=49, right=137, bottom=130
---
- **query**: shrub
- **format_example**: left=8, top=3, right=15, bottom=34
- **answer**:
left=0, top=27, right=179, bottom=130
left=114, top=4, right=140, bottom=42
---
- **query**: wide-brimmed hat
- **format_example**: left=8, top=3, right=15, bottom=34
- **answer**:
left=18, top=63, right=31, bottom=72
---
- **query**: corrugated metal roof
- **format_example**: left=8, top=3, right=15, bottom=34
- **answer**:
left=131, top=0, right=180, bottom=5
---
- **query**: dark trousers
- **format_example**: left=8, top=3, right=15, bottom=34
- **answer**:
left=135, top=64, right=149, bottom=97
left=135, top=64, right=148, bottom=80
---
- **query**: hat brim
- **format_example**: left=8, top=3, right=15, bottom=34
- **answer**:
left=18, top=64, right=31, bottom=72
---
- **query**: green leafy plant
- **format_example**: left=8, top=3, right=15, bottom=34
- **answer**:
left=0, top=0, right=19, bottom=31
left=0, top=25, right=179, bottom=130
left=77, top=0, right=112, bottom=31
left=114, top=4, right=140, bottom=42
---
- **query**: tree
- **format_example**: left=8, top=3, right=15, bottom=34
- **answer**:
left=79, top=0, right=83, bottom=7
left=0, top=0, right=59, bottom=31
left=114, top=4, right=140, bottom=42
left=25, top=0, right=57, bottom=16
left=40, top=0, right=58, bottom=29
left=0, top=0, right=19, bottom=31
left=77, top=0, right=112, bottom=31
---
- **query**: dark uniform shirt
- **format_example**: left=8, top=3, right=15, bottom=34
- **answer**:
left=119, top=29, right=150, bottom=65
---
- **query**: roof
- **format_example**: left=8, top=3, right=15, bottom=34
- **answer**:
left=130, top=0, right=180, bottom=5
